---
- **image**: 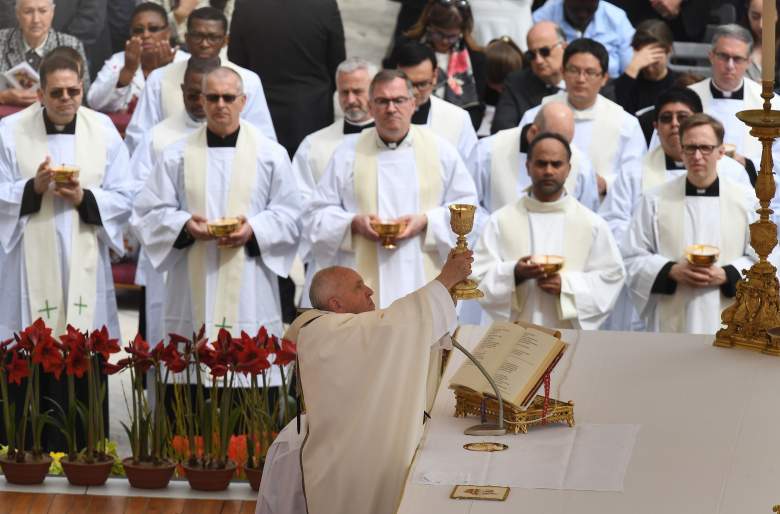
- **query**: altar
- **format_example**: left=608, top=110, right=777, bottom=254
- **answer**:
left=397, top=326, right=780, bottom=514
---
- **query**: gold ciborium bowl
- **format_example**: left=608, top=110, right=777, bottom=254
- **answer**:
left=52, top=164, right=80, bottom=184
left=685, top=244, right=719, bottom=267
left=530, top=255, right=565, bottom=274
left=208, top=217, right=241, bottom=237
left=371, top=220, right=406, bottom=249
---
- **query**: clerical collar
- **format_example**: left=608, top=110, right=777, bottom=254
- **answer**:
left=43, top=109, right=76, bottom=135
left=206, top=127, right=240, bottom=147
left=686, top=177, right=719, bottom=196
left=411, top=99, right=431, bottom=125
left=710, top=80, right=744, bottom=100
left=374, top=129, right=412, bottom=150
left=519, top=124, right=532, bottom=154
left=664, top=154, right=685, bottom=170
left=343, top=118, right=374, bottom=134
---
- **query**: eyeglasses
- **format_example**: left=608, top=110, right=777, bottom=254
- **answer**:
left=682, top=144, right=718, bottom=155
left=130, top=24, right=167, bottom=35
left=713, top=51, right=749, bottom=66
left=411, top=79, right=434, bottom=90
left=563, top=65, right=603, bottom=79
left=203, top=93, right=241, bottom=103
left=49, top=87, right=81, bottom=99
left=658, top=111, right=691, bottom=124
left=524, top=42, right=563, bottom=61
left=435, top=0, right=470, bottom=12
left=187, top=32, right=225, bottom=44
left=427, top=28, right=462, bottom=43
left=372, top=96, right=411, bottom=108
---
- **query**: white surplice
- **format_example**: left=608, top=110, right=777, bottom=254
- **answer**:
left=519, top=93, right=647, bottom=188
left=296, top=280, right=457, bottom=514
left=303, top=128, right=478, bottom=308
left=130, top=125, right=301, bottom=355
left=622, top=175, right=755, bottom=334
left=422, top=95, right=479, bottom=163
left=470, top=0, right=533, bottom=49
left=0, top=107, right=133, bottom=338
left=473, top=193, right=624, bottom=329
left=124, top=59, right=276, bottom=154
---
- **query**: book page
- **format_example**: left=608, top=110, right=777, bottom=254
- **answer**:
left=492, top=329, right=564, bottom=406
left=449, top=321, right=525, bottom=394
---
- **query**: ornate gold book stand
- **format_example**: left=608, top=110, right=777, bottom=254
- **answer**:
left=715, top=82, right=780, bottom=356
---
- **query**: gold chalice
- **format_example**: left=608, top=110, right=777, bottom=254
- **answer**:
left=208, top=217, right=241, bottom=238
left=51, top=164, right=79, bottom=184
left=530, top=255, right=565, bottom=274
left=685, top=244, right=719, bottom=267
left=449, top=204, right=483, bottom=300
left=371, top=220, right=406, bottom=249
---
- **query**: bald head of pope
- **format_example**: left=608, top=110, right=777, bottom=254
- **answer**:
left=202, top=66, right=246, bottom=137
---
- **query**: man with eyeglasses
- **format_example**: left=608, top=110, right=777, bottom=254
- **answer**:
left=131, top=66, right=300, bottom=356
left=126, top=57, right=216, bottom=347
left=688, top=24, right=780, bottom=177
left=88, top=2, right=188, bottom=114
left=125, top=6, right=275, bottom=155
left=388, top=39, right=478, bottom=163
left=520, top=38, right=646, bottom=196
left=622, top=113, right=756, bottom=335
left=492, top=20, right=567, bottom=133
left=303, top=69, right=477, bottom=309
left=532, top=0, right=634, bottom=78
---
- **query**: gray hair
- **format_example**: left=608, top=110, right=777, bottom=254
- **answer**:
left=368, top=68, right=414, bottom=99
left=16, top=0, right=53, bottom=9
left=309, top=266, right=349, bottom=311
left=335, top=57, right=378, bottom=84
left=202, top=66, right=244, bottom=95
left=711, top=23, right=754, bottom=53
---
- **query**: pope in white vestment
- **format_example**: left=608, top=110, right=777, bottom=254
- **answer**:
left=473, top=133, right=624, bottom=329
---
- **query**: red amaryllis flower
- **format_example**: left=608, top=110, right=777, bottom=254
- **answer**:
left=60, top=324, right=86, bottom=352
left=32, top=338, right=65, bottom=379
left=274, top=338, right=297, bottom=367
left=236, top=331, right=270, bottom=375
left=17, top=318, right=56, bottom=352
left=196, top=340, right=216, bottom=368
left=103, top=358, right=130, bottom=375
left=161, top=342, right=187, bottom=373
left=6, top=349, right=30, bottom=385
left=125, top=334, right=153, bottom=374
left=209, top=363, right=228, bottom=378
left=89, top=326, right=120, bottom=359
left=65, top=346, right=89, bottom=378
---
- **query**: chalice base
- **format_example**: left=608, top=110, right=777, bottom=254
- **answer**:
left=451, top=278, right=484, bottom=300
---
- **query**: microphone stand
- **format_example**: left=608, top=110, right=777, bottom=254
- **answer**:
left=451, top=336, right=507, bottom=436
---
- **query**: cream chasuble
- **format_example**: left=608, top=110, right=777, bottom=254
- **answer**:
left=15, top=104, right=105, bottom=333
left=474, top=194, right=624, bottom=329
left=183, top=124, right=257, bottom=340
left=297, top=280, right=457, bottom=514
left=623, top=175, right=754, bottom=334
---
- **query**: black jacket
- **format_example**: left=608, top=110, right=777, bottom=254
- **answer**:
left=228, top=0, right=346, bottom=157
left=491, top=68, right=559, bottom=134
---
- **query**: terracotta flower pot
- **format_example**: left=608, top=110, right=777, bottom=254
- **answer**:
left=0, top=454, right=52, bottom=485
left=182, top=461, right=237, bottom=491
left=61, top=458, right=113, bottom=486
left=122, top=458, right=176, bottom=489
left=245, top=463, right=264, bottom=491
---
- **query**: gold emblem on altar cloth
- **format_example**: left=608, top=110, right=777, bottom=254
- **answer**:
left=463, top=442, right=508, bottom=452
left=450, top=484, right=510, bottom=501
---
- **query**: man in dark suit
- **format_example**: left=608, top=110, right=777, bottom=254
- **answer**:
left=610, top=0, right=722, bottom=43
left=51, top=0, right=111, bottom=80
left=491, top=20, right=567, bottom=133
left=228, top=0, right=346, bottom=158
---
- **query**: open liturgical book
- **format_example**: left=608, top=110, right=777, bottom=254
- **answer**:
left=450, top=322, right=568, bottom=410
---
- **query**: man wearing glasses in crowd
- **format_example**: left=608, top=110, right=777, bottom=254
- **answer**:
left=491, top=20, right=567, bottom=133
left=88, top=2, right=188, bottom=114
left=124, top=6, right=275, bottom=154
left=520, top=38, right=645, bottom=196
left=622, top=113, right=756, bottom=335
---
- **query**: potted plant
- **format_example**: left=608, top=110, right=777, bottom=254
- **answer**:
left=109, top=334, right=179, bottom=488
left=51, top=325, right=120, bottom=486
left=0, top=319, right=62, bottom=484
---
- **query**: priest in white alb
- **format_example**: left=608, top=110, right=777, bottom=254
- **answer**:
left=304, top=69, right=478, bottom=308
left=130, top=66, right=300, bottom=346
left=470, top=101, right=599, bottom=216
left=256, top=250, right=472, bottom=514
left=519, top=38, right=646, bottom=195
left=0, top=52, right=133, bottom=339
left=124, top=7, right=276, bottom=154
left=622, top=113, right=755, bottom=334
left=389, top=40, right=479, bottom=164
left=473, top=132, right=624, bottom=328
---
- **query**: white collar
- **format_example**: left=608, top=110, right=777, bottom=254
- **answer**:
left=373, top=128, right=413, bottom=150
left=567, top=96, right=599, bottom=120
left=23, top=33, right=49, bottom=56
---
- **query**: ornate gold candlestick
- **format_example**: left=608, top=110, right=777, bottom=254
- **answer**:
left=715, top=80, right=780, bottom=355
left=449, top=204, right=483, bottom=300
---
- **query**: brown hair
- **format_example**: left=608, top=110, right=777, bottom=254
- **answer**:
left=631, top=19, right=674, bottom=50
left=679, top=112, right=725, bottom=145
left=39, top=50, right=82, bottom=89
left=404, top=0, right=482, bottom=52
left=485, top=36, right=523, bottom=85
